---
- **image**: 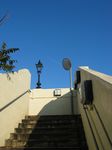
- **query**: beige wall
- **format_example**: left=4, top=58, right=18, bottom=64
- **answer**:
left=77, top=67, right=112, bottom=150
left=0, top=69, right=31, bottom=146
left=29, top=88, right=79, bottom=115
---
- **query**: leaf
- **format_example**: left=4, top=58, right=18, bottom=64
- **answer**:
left=1, top=42, right=7, bottom=50
left=0, top=52, right=3, bottom=58
left=6, top=48, right=19, bottom=54
left=0, top=42, right=19, bottom=72
left=2, top=64, right=15, bottom=72
left=0, top=56, right=9, bottom=62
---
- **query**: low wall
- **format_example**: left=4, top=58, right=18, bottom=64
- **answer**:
left=29, top=88, right=79, bottom=115
left=0, top=69, right=31, bottom=146
left=77, top=67, right=112, bottom=150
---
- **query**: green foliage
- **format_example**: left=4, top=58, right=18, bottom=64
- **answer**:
left=0, top=42, right=19, bottom=72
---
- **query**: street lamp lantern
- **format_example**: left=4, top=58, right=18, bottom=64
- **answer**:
left=36, top=60, right=43, bottom=88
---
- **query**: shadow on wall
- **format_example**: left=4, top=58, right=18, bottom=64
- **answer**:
left=24, top=91, right=80, bottom=148
left=36, top=91, right=79, bottom=116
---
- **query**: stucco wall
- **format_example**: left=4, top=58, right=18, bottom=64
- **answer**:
left=0, top=69, right=31, bottom=146
left=77, top=67, right=112, bottom=150
left=29, top=88, right=79, bottom=115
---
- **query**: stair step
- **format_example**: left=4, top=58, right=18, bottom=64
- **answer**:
left=25, top=115, right=81, bottom=121
left=0, top=147, right=81, bottom=150
left=20, top=122, right=80, bottom=127
left=9, top=133, right=80, bottom=141
left=13, top=131, right=79, bottom=136
left=6, top=139, right=81, bottom=148
left=15, top=127, right=79, bottom=134
left=22, top=119, right=79, bottom=124
left=10, top=132, right=81, bottom=141
left=18, top=123, right=79, bottom=128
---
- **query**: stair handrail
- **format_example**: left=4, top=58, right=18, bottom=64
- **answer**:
left=83, top=104, right=112, bottom=149
left=0, top=89, right=30, bottom=112
left=93, top=104, right=112, bottom=148
left=83, top=105, right=99, bottom=150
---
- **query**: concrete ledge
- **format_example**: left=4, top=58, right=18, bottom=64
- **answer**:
left=79, top=66, right=112, bottom=85
left=77, top=66, right=112, bottom=150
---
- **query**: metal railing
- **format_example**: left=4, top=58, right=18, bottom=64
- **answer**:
left=93, top=104, right=112, bottom=148
left=83, top=104, right=112, bottom=149
left=0, top=90, right=30, bottom=112
left=83, top=105, right=99, bottom=150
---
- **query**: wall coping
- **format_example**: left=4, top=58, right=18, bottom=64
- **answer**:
left=79, top=66, right=112, bottom=85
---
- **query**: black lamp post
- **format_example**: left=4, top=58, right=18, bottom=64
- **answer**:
left=36, top=60, right=43, bottom=88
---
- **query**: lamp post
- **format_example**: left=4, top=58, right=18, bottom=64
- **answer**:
left=62, top=58, right=74, bottom=115
left=36, top=60, right=43, bottom=88
left=62, top=58, right=72, bottom=89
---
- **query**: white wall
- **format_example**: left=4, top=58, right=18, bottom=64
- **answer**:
left=77, top=67, right=112, bottom=150
left=0, top=69, right=31, bottom=146
left=29, top=88, right=79, bottom=115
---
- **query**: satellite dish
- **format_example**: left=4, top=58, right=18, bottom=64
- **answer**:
left=62, top=58, right=71, bottom=70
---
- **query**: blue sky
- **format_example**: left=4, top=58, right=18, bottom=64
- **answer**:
left=0, top=0, right=112, bottom=89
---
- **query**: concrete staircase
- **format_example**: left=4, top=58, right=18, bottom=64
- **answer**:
left=1, top=115, right=88, bottom=150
